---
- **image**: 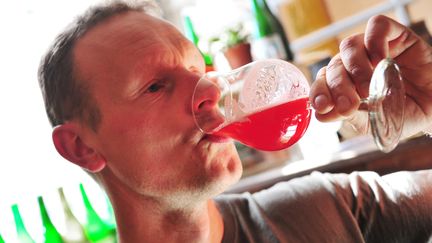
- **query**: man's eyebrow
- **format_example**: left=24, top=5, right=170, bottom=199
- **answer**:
left=120, top=59, right=159, bottom=96
left=130, top=63, right=150, bottom=80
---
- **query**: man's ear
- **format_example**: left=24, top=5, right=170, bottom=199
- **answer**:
left=52, top=124, right=106, bottom=172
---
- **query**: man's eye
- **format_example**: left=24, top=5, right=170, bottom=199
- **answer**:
left=147, top=82, right=164, bottom=93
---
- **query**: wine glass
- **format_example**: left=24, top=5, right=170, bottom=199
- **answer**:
left=192, top=58, right=405, bottom=153
left=365, top=58, right=405, bottom=152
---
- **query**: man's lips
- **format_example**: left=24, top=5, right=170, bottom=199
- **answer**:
left=202, top=134, right=232, bottom=143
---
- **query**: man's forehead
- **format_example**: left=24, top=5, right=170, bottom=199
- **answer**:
left=72, top=10, right=196, bottom=80
left=77, top=11, right=187, bottom=52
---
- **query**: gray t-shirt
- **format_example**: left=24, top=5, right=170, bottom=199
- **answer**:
left=215, top=170, right=432, bottom=243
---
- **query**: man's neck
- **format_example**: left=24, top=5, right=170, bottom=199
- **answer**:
left=106, top=185, right=224, bottom=243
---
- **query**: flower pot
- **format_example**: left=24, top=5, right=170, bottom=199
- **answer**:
left=223, top=42, right=253, bottom=69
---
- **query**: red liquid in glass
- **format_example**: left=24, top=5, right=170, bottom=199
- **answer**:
left=214, top=97, right=311, bottom=151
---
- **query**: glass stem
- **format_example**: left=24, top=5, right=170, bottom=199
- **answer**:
left=359, top=98, right=369, bottom=111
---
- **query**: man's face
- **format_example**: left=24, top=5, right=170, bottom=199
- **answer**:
left=73, top=11, right=242, bottom=202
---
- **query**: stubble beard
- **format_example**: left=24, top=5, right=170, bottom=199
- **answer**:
left=164, top=152, right=242, bottom=210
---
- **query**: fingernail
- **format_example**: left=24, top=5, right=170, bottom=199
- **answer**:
left=313, top=94, right=328, bottom=110
left=337, top=96, right=352, bottom=113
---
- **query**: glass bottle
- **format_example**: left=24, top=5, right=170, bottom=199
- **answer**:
left=250, top=0, right=293, bottom=61
left=183, top=14, right=214, bottom=72
left=79, top=184, right=116, bottom=243
left=183, top=15, right=199, bottom=47
left=11, top=204, right=35, bottom=243
left=103, top=195, right=116, bottom=233
left=58, top=187, right=90, bottom=243
left=38, top=196, right=64, bottom=243
left=262, top=0, right=294, bottom=61
left=57, top=187, right=90, bottom=243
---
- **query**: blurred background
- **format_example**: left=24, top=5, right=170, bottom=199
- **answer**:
left=1, top=0, right=431, bottom=242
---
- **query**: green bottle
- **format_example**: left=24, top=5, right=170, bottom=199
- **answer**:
left=183, top=15, right=199, bottom=46
left=103, top=194, right=116, bottom=233
left=38, top=196, right=64, bottom=243
left=58, top=187, right=90, bottom=243
left=11, top=204, right=35, bottom=243
left=79, top=184, right=116, bottom=243
left=250, top=0, right=293, bottom=61
left=0, top=233, right=5, bottom=243
left=182, top=15, right=214, bottom=72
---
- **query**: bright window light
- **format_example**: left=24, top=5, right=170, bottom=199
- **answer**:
left=0, top=0, right=101, bottom=211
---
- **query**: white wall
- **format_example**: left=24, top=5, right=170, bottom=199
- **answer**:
left=0, top=0, right=101, bottom=231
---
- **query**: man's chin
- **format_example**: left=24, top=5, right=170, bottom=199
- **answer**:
left=204, top=174, right=241, bottom=198
left=191, top=138, right=242, bottom=194
left=207, top=153, right=242, bottom=192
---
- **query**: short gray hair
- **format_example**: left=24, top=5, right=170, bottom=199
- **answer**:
left=38, top=0, right=161, bottom=131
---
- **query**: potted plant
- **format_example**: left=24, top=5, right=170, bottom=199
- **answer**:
left=219, top=23, right=253, bottom=69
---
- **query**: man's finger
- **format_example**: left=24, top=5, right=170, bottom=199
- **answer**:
left=365, top=15, right=417, bottom=65
left=309, top=67, right=334, bottom=114
left=325, top=55, right=361, bottom=117
left=339, top=34, right=374, bottom=98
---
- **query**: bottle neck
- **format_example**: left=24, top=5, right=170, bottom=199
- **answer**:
left=183, top=15, right=199, bottom=46
left=79, top=184, right=116, bottom=241
left=79, top=184, right=106, bottom=225
left=12, top=205, right=27, bottom=233
left=38, top=196, right=55, bottom=227
left=80, top=184, right=96, bottom=215
left=12, top=204, right=35, bottom=243
left=58, top=187, right=90, bottom=242
left=183, top=15, right=214, bottom=67
left=58, top=188, right=75, bottom=217
left=251, top=0, right=274, bottom=38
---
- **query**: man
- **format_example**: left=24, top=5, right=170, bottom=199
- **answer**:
left=38, top=0, right=432, bottom=242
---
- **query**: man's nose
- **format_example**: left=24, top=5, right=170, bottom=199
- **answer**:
left=192, top=78, right=221, bottom=114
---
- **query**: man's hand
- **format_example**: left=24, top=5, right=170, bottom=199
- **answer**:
left=309, top=15, right=432, bottom=138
